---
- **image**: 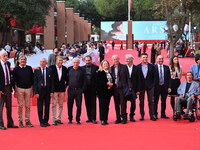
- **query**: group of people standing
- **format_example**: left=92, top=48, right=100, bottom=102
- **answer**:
left=0, top=47, right=199, bottom=130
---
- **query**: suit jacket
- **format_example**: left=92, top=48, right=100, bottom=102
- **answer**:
left=154, top=64, right=171, bottom=91
left=34, top=67, right=54, bottom=95
left=126, top=65, right=141, bottom=92
left=48, top=54, right=56, bottom=67
left=0, top=61, right=13, bottom=93
left=82, top=64, right=99, bottom=88
left=177, top=81, right=200, bottom=97
left=190, top=64, right=200, bottom=80
left=96, top=70, right=114, bottom=98
left=111, top=63, right=130, bottom=89
left=99, top=46, right=105, bottom=56
left=51, top=65, right=68, bottom=92
left=137, top=63, right=155, bottom=90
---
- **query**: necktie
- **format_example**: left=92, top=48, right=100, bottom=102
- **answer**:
left=4, top=63, right=9, bottom=85
left=159, top=65, right=164, bottom=85
left=42, top=68, right=45, bottom=86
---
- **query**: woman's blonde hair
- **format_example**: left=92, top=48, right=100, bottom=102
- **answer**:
left=99, top=60, right=111, bottom=72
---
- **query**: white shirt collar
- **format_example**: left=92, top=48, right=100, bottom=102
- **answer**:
left=19, top=65, right=26, bottom=68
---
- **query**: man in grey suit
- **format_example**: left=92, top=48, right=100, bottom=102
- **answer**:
left=48, top=48, right=58, bottom=67
left=174, top=72, right=200, bottom=118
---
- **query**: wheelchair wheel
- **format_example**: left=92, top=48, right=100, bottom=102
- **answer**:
left=195, top=98, right=200, bottom=120
left=189, top=115, right=195, bottom=122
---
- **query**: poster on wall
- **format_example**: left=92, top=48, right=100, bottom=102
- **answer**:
left=101, top=21, right=167, bottom=41
left=101, top=21, right=128, bottom=40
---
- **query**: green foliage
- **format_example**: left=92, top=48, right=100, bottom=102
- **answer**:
left=65, top=0, right=80, bottom=12
left=132, top=0, right=161, bottom=21
left=94, top=0, right=128, bottom=21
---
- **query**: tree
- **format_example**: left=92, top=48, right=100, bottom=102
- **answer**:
left=155, top=0, right=200, bottom=58
left=94, top=0, right=128, bottom=21
left=0, top=0, right=52, bottom=47
left=132, top=0, right=161, bottom=21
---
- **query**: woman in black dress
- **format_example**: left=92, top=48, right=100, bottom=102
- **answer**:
left=96, top=60, right=114, bottom=125
left=169, top=56, right=182, bottom=111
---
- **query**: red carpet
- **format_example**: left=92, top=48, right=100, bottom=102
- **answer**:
left=0, top=46, right=200, bottom=150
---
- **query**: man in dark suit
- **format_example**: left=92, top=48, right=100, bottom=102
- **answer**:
left=68, top=58, right=86, bottom=124
left=51, top=56, right=68, bottom=125
left=125, top=54, right=141, bottom=122
left=0, top=50, right=18, bottom=130
left=137, top=53, right=156, bottom=121
left=154, top=55, right=171, bottom=119
left=99, top=43, right=105, bottom=63
left=34, top=58, right=54, bottom=127
left=111, top=55, right=130, bottom=124
left=82, top=55, right=98, bottom=124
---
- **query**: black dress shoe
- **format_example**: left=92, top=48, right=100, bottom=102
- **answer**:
left=140, top=116, right=144, bottom=121
left=130, top=117, right=136, bottom=122
left=92, top=120, right=97, bottom=124
left=77, top=121, right=81, bottom=125
left=40, top=123, right=47, bottom=127
left=86, top=119, right=91, bottom=123
left=101, top=121, right=106, bottom=125
left=105, top=121, right=108, bottom=125
left=0, top=126, right=6, bottom=130
left=57, top=120, right=64, bottom=124
left=53, top=121, right=57, bottom=125
left=68, top=120, right=72, bottom=124
left=7, top=124, right=18, bottom=128
left=115, top=119, right=121, bottom=124
left=161, top=115, right=169, bottom=119
left=45, top=123, right=50, bottom=126
left=150, top=116, right=157, bottom=121
left=121, top=120, right=127, bottom=124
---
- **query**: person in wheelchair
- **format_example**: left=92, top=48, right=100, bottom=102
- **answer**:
left=174, top=72, right=200, bottom=119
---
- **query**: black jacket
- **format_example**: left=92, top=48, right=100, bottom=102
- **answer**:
left=111, top=63, right=130, bottom=89
left=81, top=64, right=99, bottom=88
left=51, top=65, right=68, bottom=92
left=0, top=61, right=13, bottom=93
left=137, top=63, right=155, bottom=90
left=96, top=70, right=114, bottom=98
left=34, top=67, right=54, bottom=94
left=126, top=65, right=141, bottom=93
left=154, top=64, right=171, bottom=91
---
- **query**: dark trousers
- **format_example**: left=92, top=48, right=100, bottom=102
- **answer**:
left=154, top=85, right=168, bottom=116
left=84, top=85, right=96, bottom=120
left=139, top=87, right=154, bottom=117
left=37, top=87, right=50, bottom=124
left=99, top=97, right=111, bottom=121
left=130, top=100, right=136, bottom=118
left=67, top=88, right=82, bottom=122
left=100, top=54, right=104, bottom=63
left=113, top=88, right=126, bottom=120
left=0, top=86, right=14, bottom=126
left=170, top=97, right=175, bottom=111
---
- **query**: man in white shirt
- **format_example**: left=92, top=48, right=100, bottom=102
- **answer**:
left=125, top=54, right=141, bottom=122
left=51, top=56, right=68, bottom=125
left=0, top=50, right=18, bottom=130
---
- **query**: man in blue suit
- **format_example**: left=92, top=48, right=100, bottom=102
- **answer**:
left=174, top=72, right=200, bottom=118
left=190, top=54, right=200, bottom=83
